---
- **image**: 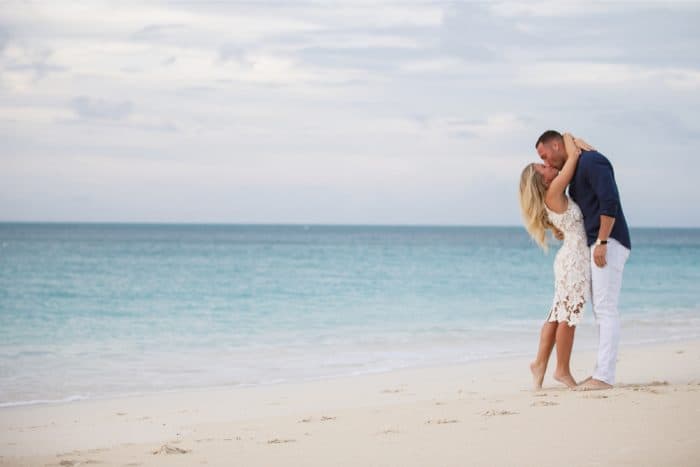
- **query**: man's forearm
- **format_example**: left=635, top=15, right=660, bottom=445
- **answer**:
left=598, top=215, right=616, bottom=241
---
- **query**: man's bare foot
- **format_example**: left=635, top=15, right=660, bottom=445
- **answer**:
left=579, top=376, right=593, bottom=385
left=575, top=378, right=613, bottom=391
left=530, top=361, right=546, bottom=390
left=553, top=371, right=577, bottom=389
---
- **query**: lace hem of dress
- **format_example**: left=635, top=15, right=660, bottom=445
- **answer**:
left=547, top=295, right=585, bottom=327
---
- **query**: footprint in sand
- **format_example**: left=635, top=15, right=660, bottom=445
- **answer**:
left=195, top=438, right=215, bottom=443
left=267, top=438, right=296, bottom=444
left=299, top=415, right=336, bottom=423
left=623, top=380, right=669, bottom=388
left=86, top=448, right=108, bottom=454
left=426, top=418, right=459, bottom=424
left=152, top=444, right=191, bottom=455
left=382, top=389, right=402, bottom=394
left=531, top=400, right=559, bottom=407
left=622, top=381, right=669, bottom=394
left=481, top=409, right=519, bottom=417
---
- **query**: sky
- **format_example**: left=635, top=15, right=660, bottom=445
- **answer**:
left=1, top=1, right=699, bottom=226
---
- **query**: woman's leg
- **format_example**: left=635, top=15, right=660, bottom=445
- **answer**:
left=553, top=323, right=577, bottom=388
left=530, top=321, right=557, bottom=389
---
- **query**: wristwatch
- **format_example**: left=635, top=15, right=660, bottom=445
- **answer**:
left=595, top=239, right=608, bottom=246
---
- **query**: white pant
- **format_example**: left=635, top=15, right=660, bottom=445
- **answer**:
left=590, top=237, right=630, bottom=384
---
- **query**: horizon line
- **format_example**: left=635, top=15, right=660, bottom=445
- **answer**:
left=1, top=220, right=698, bottom=230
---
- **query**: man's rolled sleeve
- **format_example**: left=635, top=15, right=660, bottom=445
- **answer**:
left=585, top=155, right=620, bottom=218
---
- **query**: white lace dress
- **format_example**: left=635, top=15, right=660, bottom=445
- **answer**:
left=545, top=198, right=591, bottom=327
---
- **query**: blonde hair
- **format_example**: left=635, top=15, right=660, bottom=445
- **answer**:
left=518, top=163, right=562, bottom=251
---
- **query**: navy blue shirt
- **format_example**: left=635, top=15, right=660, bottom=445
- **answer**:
left=569, top=150, right=631, bottom=250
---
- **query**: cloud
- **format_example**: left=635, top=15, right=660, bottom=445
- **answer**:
left=440, top=2, right=516, bottom=60
left=131, top=23, right=187, bottom=41
left=0, top=25, right=9, bottom=51
left=489, top=1, right=611, bottom=18
left=218, top=44, right=248, bottom=63
left=495, top=4, right=700, bottom=69
left=5, top=60, right=65, bottom=77
left=70, top=96, right=133, bottom=120
left=1, top=42, right=67, bottom=79
left=0, top=1, right=699, bottom=225
left=596, top=109, right=700, bottom=143
left=445, top=114, right=528, bottom=140
left=515, top=62, right=700, bottom=91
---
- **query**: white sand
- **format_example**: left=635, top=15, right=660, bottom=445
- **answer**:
left=1, top=340, right=699, bottom=466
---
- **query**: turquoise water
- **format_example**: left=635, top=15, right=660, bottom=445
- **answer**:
left=1, top=224, right=699, bottom=406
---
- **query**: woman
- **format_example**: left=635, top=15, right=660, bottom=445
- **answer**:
left=519, top=133, right=593, bottom=389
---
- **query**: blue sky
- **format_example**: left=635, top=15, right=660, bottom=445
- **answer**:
left=1, top=1, right=699, bottom=226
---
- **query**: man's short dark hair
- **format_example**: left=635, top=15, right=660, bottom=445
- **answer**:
left=535, top=130, right=562, bottom=148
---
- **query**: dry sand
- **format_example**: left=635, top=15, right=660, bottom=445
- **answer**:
left=2, top=340, right=699, bottom=466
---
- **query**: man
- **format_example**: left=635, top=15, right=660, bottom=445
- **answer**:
left=536, top=130, right=631, bottom=390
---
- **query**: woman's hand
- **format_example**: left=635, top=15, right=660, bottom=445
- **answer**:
left=572, top=136, right=595, bottom=152
left=562, top=133, right=582, bottom=158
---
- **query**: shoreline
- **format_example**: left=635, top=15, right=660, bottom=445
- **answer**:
left=2, top=333, right=698, bottom=411
left=1, top=332, right=695, bottom=411
left=2, top=339, right=699, bottom=466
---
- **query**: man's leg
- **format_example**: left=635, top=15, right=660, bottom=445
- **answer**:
left=586, top=238, right=630, bottom=387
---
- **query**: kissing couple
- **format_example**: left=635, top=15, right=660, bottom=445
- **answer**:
left=519, top=131, right=631, bottom=391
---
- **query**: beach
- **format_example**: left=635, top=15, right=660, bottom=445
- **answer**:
left=3, top=0, right=700, bottom=465
left=1, top=224, right=699, bottom=466
left=2, top=340, right=699, bottom=466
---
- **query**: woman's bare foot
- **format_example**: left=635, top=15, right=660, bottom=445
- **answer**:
left=530, top=361, right=546, bottom=390
left=553, top=371, right=577, bottom=389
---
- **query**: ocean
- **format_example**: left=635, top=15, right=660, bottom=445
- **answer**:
left=1, top=223, right=698, bottom=407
